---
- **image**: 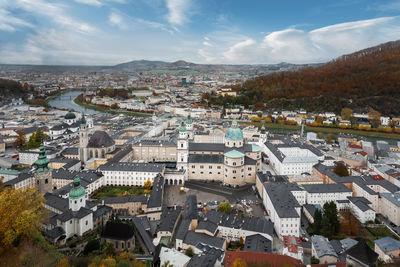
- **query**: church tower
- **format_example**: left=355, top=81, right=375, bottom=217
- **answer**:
left=68, top=176, right=86, bottom=211
left=79, top=112, right=88, bottom=163
left=259, top=125, right=267, bottom=145
left=33, top=144, right=52, bottom=194
left=185, top=115, right=194, bottom=140
left=177, top=121, right=189, bottom=175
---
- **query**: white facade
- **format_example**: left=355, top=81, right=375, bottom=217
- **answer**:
left=305, top=190, right=353, bottom=206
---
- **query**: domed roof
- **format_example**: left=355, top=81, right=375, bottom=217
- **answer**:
left=69, top=177, right=85, bottom=199
left=224, top=149, right=244, bottom=158
left=225, top=120, right=243, bottom=140
left=88, top=131, right=115, bottom=148
left=65, top=109, right=76, bottom=120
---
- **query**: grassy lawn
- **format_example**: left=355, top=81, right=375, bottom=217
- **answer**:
left=90, top=186, right=150, bottom=200
left=73, top=97, right=152, bottom=117
left=237, top=121, right=400, bottom=140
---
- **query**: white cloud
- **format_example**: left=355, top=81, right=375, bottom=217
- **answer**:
left=109, top=12, right=124, bottom=28
left=166, top=0, right=191, bottom=27
left=199, top=16, right=400, bottom=64
left=0, top=8, right=33, bottom=32
left=75, top=0, right=103, bottom=7
left=202, top=41, right=212, bottom=47
left=3, top=0, right=97, bottom=34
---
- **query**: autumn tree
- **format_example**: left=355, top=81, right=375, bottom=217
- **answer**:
left=0, top=186, right=47, bottom=254
left=239, top=236, right=244, bottom=248
left=251, top=116, right=261, bottom=122
left=233, top=257, right=248, bottom=267
left=340, top=209, right=361, bottom=236
left=55, top=257, right=70, bottom=267
left=111, top=103, right=119, bottom=109
left=162, top=261, right=174, bottom=267
left=15, top=130, right=26, bottom=148
left=254, top=102, right=264, bottom=111
left=341, top=108, right=353, bottom=121
left=217, top=202, right=232, bottom=214
left=334, top=163, right=349, bottom=177
left=325, top=133, right=336, bottom=143
left=144, top=180, right=152, bottom=191
left=317, top=132, right=324, bottom=139
left=368, top=109, right=381, bottom=128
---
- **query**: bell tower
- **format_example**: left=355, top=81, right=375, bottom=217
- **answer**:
left=33, top=144, right=52, bottom=194
left=177, top=121, right=189, bottom=175
left=79, top=112, right=88, bottom=163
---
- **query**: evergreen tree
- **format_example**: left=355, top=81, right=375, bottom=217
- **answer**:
left=314, top=209, right=322, bottom=235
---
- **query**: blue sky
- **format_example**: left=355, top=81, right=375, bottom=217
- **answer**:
left=0, top=0, right=399, bottom=65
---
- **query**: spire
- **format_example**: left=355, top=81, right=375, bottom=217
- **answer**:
left=33, top=143, right=51, bottom=173
left=81, top=112, right=86, bottom=126
left=69, top=176, right=86, bottom=199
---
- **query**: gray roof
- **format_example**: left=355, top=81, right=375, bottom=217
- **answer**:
left=263, top=183, right=301, bottom=218
left=44, top=226, right=65, bottom=239
left=4, top=172, right=33, bottom=186
left=244, top=234, right=272, bottom=253
left=57, top=207, right=92, bottom=222
left=196, top=220, right=218, bottom=234
left=256, top=171, right=288, bottom=183
left=188, top=142, right=253, bottom=154
left=183, top=231, right=225, bottom=249
left=348, top=197, right=372, bottom=212
left=303, top=183, right=352, bottom=193
left=176, top=219, right=191, bottom=240
left=187, top=244, right=224, bottom=267
left=182, top=195, right=198, bottom=220
left=205, top=210, right=273, bottom=237
left=132, top=216, right=155, bottom=253
left=62, top=147, right=79, bottom=155
left=375, top=237, right=400, bottom=253
left=88, top=130, right=115, bottom=148
left=340, top=238, right=358, bottom=250
left=45, top=193, right=69, bottom=212
left=188, top=154, right=224, bottom=164
left=147, top=174, right=164, bottom=209
left=312, top=235, right=338, bottom=258
left=99, top=162, right=165, bottom=173
left=93, top=205, right=112, bottom=220
left=157, top=207, right=181, bottom=232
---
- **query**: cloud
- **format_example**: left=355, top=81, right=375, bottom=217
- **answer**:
left=376, top=1, right=400, bottom=12
left=202, top=41, right=212, bottom=47
left=199, top=16, right=400, bottom=64
left=165, top=0, right=191, bottom=27
left=0, top=8, right=34, bottom=32
left=75, top=0, right=103, bottom=7
left=109, top=12, right=125, bottom=28
left=5, top=0, right=97, bottom=34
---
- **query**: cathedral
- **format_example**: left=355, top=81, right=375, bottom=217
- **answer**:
left=176, top=118, right=262, bottom=186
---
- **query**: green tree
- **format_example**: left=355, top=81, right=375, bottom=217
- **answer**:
left=102, top=242, right=115, bottom=257
left=334, top=163, right=349, bottom=177
left=314, top=209, right=322, bottom=235
left=217, top=202, right=232, bottom=214
left=83, top=239, right=100, bottom=255
left=320, top=201, right=340, bottom=239
left=185, top=247, right=194, bottom=257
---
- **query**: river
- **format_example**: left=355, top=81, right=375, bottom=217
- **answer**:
left=48, top=90, right=100, bottom=115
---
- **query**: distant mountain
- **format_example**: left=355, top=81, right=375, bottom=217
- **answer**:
left=230, top=40, right=400, bottom=116
left=110, top=59, right=314, bottom=75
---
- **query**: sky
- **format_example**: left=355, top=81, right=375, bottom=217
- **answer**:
left=0, top=0, right=400, bottom=65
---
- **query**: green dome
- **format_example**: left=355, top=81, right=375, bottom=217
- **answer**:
left=224, top=149, right=245, bottom=158
left=69, top=177, right=86, bottom=199
left=179, top=121, right=187, bottom=132
left=225, top=120, right=243, bottom=140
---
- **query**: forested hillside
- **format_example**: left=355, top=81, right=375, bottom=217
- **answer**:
left=228, top=40, right=400, bottom=115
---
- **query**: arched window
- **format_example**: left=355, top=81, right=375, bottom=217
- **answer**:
left=95, top=150, right=98, bottom=158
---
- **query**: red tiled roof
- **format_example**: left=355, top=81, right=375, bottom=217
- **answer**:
left=372, top=174, right=384, bottom=180
left=311, top=263, right=346, bottom=267
left=283, top=235, right=302, bottom=254
left=349, top=144, right=362, bottom=149
left=224, top=251, right=302, bottom=267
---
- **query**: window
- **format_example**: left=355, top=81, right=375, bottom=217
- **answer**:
left=200, top=165, right=204, bottom=169
left=217, top=166, right=221, bottom=169
left=45, top=179, right=48, bottom=184
left=181, top=144, right=183, bottom=148
left=86, top=220, right=88, bottom=225
left=70, top=220, right=72, bottom=224
left=209, top=166, right=212, bottom=169
left=233, top=170, right=236, bottom=174
left=209, top=172, right=212, bottom=174
left=75, top=200, right=77, bottom=204
left=192, top=165, right=195, bottom=168
left=115, top=242, right=118, bottom=248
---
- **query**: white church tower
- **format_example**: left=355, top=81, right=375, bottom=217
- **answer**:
left=68, top=176, right=86, bottom=211
left=79, top=113, right=88, bottom=163
left=177, top=121, right=189, bottom=175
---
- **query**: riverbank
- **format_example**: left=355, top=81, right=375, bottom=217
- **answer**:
left=238, top=121, right=400, bottom=140
left=73, top=96, right=152, bottom=117
left=45, top=89, right=74, bottom=105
